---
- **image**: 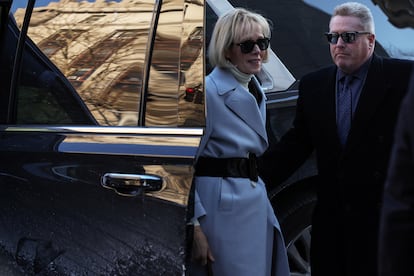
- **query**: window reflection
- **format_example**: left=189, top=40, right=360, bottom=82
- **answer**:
left=38, top=30, right=85, bottom=57
left=13, top=0, right=205, bottom=127
left=14, top=0, right=154, bottom=126
left=145, top=0, right=205, bottom=127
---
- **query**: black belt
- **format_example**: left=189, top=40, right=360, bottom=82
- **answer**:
left=194, top=153, right=258, bottom=182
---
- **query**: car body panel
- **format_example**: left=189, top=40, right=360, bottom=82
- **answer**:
left=0, top=126, right=201, bottom=274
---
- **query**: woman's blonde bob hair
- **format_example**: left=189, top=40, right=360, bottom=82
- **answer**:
left=208, top=8, right=272, bottom=68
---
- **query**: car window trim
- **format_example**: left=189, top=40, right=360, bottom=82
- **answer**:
left=0, top=0, right=12, bottom=27
left=138, top=0, right=162, bottom=126
left=1, top=125, right=204, bottom=135
left=8, top=0, right=35, bottom=123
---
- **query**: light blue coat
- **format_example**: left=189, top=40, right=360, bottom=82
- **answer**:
left=191, top=67, right=289, bottom=276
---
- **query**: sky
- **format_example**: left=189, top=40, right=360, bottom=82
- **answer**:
left=12, top=0, right=54, bottom=12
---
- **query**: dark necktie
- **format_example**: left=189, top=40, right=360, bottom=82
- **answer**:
left=337, top=75, right=353, bottom=145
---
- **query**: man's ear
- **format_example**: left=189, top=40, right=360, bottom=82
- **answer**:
left=368, top=33, right=376, bottom=45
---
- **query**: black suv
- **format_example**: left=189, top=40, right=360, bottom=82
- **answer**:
left=1, top=0, right=413, bottom=275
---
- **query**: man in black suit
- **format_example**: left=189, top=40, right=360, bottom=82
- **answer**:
left=378, top=73, right=414, bottom=276
left=259, top=2, right=413, bottom=275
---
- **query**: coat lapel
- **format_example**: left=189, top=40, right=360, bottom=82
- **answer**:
left=211, top=68, right=268, bottom=141
left=308, top=67, right=341, bottom=150
left=224, top=88, right=268, bottom=141
left=322, top=70, right=340, bottom=145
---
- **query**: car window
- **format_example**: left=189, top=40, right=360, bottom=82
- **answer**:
left=12, top=1, right=152, bottom=126
left=11, top=0, right=205, bottom=127
left=145, top=0, right=204, bottom=127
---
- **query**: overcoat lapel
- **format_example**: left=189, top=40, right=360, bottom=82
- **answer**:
left=224, top=90, right=268, bottom=141
left=321, top=69, right=339, bottom=144
left=211, top=68, right=268, bottom=142
left=307, top=67, right=340, bottom=150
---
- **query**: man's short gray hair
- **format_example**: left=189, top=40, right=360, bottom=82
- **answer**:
left=332, top=2, right=375, bottom=34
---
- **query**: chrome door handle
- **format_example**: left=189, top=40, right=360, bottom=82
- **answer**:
left=101, top=173, right=163, bottom=196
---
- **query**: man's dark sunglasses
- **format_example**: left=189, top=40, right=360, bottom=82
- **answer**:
left=324, top=31, right=371, bottom=44
left=234, top=38, right=270, bottom=53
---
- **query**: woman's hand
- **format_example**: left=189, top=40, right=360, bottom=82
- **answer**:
left=192, top=225, right=215, bottom=266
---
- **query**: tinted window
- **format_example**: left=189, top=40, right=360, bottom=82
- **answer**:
left=13, top=1, right=154, bottom=126
left=145, top=0, right=204, bottom=127
left=11, top=0, right=205, bottom=127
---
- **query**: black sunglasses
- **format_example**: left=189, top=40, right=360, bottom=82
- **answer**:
left=233, top=37, right=270, bottom=54
left=324, top=31, right=371, bottom=44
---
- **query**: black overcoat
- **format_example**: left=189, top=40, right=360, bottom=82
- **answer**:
left=261, top=54, right=413, bottom=276
left=379, top=72, right=414, bottom=276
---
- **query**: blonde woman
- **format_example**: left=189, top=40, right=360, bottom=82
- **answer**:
left=189, top=8, right=289, bottom=276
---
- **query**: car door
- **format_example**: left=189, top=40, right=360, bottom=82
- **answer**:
left=0, top=0, right=204, bottom=275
